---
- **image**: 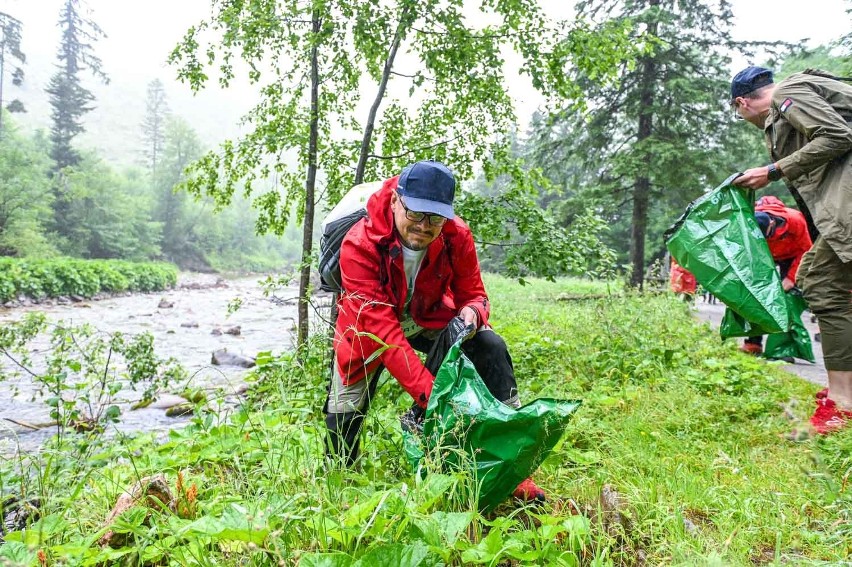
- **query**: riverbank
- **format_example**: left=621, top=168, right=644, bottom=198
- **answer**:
left=0, top=273, right=301, bottom=455
left=2, top=276, right=848, bottom=565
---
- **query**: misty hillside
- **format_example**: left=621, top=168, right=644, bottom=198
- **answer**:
left=5, top=0, right=255, bottom=167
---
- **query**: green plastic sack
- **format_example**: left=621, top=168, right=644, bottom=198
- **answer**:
left=665, top=174, right=788, bottom=335
left=719, top=307, right=776, bottom=339
left=764, top=290, right=815, bottom=362
left=404, top=339, right=581, bottom=511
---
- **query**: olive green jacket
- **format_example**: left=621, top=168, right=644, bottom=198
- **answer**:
left=764, top=71, right=852, bottom=263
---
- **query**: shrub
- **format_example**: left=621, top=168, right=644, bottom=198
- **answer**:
left=0, top=258, right=177, bottom=301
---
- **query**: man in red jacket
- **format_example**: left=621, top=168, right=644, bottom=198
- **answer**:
left=740, top=196, right=813, bottom=355
left=326, top=160, right=544, bottom=501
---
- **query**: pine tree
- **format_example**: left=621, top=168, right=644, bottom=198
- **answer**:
left=46, top=0, right=108, bottom=243
left=0, top=12, right=26, bottom=135
left=530, top=0, right=768, bottom=288
left=141, top=79, right=169, bottom=174
left=46, top=0, right=108, bottom=171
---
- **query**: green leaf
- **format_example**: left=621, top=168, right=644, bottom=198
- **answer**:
left=353, top=542, right=429, bottom=567
left=461, top=528, right=517, bottom=564
left=0, top=541, right=37, bottom=564
left=300, top=552, right=355, bottom=567
left=181, top=505, right=269, bottom=544
left=430, top=511, right=472, bottom=547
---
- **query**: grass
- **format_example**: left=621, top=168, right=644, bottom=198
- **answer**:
left=1, top=274, right=850, bottom=566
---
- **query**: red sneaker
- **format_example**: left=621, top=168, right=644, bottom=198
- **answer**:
left=810, top=397, right=852, bottom=435
left=740, top=342, right=763, bottom=355
left=513, top=477, right=546, bottom=502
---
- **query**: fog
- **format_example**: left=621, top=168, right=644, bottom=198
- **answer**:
left=1, top=0, right=849, bottom=165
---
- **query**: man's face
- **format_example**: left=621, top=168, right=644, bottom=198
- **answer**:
left=391, top=192, right=446, bottom=251
left=732, top=95, right=767, bottom=127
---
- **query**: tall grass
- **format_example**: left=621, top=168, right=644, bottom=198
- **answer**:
left=0, top=275, right=848, bottom=566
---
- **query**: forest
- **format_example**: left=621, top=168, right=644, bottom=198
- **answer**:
left=1, top=0, right=851, bottom=565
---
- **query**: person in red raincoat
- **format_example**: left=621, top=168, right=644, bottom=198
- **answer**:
left=326, top=160, right=545, bottom=502
left=670, top=258, right=697, bottom=299
left=740, top=196, right=813, bottom=355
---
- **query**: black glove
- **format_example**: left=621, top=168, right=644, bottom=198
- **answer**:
left=424, top=316, right=475, bottom=376
left=400, top=403, right=425, bottom=434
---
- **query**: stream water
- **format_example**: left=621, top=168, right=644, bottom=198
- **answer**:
left=0, top=274, right=303, bottom=456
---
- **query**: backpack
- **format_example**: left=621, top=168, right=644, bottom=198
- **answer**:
left=318, top=181, right=383, bottom=293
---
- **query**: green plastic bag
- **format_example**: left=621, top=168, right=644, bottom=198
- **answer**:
left=404, top=339, right=581, bottom=511
left=764, top=290, right=815, bottom=362
left=665, top=174, right=788, bottom=335
left=719, top=307, right=776, bottom=339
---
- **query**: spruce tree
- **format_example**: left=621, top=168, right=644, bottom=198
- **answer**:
left=46, top=0, right=108, bottom=242
left=46, top=0, right=108, bottom=171
left=529, top=0, right=768, bottom=288
left=0, top=12, right=26, bottom=135
left=141, top=79, right=169, bottom=174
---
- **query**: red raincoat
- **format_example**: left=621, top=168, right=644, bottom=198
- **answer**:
left=669, top=258, right=697, bottom=294
left=334, top=177, right=490, bottom=407
left=755, top=196, right=813, bottom=282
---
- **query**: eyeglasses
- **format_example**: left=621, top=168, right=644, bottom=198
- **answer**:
left=396, top=194, right=448, bottom=227
left=730, top=99, right=744, bottom=121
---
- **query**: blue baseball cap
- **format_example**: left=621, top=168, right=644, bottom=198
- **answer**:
left=731, top=66, right=774, bottom=100
left=754, top=212, right=771, bottom=236
left=396, top=160, right=455, bottom=219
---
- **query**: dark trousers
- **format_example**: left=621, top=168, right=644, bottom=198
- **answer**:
left=324, top=328, right=518, bottom=466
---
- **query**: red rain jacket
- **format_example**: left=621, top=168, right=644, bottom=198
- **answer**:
left=669, top=259, right=697, bottom=294
left=755, top=196, right=813, bottom=283
left=334, top=177, right=490, bottom=407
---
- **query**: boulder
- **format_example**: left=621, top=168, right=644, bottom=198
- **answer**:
left=211, top=349, right=256, bottom=368
left=158, top=298, right=174, bottom=309
left=224, top=325, right=241, bottom=336
left=99, top=475, right=173, bottom=548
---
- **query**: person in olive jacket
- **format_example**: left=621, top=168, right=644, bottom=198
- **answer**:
left=325, top=160, right=545, bottom=501
left=730, top=66, right=852, bottom=434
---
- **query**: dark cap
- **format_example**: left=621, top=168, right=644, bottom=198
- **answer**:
left=731, top=66, right=774, bottom=100
left=754, top=211, right=771, bottom=236
left=396, top=160, right=455, bottom=218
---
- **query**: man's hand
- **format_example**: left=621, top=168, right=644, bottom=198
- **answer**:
left=782, top=277, right=795, bottom=292
left=459, top=306, right=478, bottom=340
left=459, top=306, right=478, bottom=328
left=731, top=166, right=771, bottom=190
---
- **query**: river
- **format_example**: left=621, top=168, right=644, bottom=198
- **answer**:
left=0, top=274, right=305, bottom=456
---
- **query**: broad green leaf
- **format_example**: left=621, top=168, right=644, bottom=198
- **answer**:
left=353, top=542, right=429, bottom=567
left=182, top=505, right=269, bottom=544
left=300, top=551, right=355, bottom=567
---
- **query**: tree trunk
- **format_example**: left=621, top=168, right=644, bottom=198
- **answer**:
left=297, top=10, right=321, bottom=350
left=353, top=21, right=405, bottom=185
left=629, top=1, right=658, bottom=289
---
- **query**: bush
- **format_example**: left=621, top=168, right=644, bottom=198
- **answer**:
left=0, top=258, right=178, bottom=302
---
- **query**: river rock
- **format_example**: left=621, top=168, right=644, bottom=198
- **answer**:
left=180, top=321, right=199, bottom=328
left=211, top=349, right=256, bottom=368
left=211, top=327, right=223, bottom=336
left=144, top=393, right=191, bottom=410
left=1, top=496, right=40, bottom=542
left=158, top=298, right=174, bottom=309
left=99, top=474, right=173, bottom=548
left=224, top=325, right=241, bottom=336
left=165, top=404, right=195, bottom=417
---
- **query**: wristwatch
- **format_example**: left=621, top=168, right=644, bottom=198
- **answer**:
left=766, top=163, right=783, bottom=182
